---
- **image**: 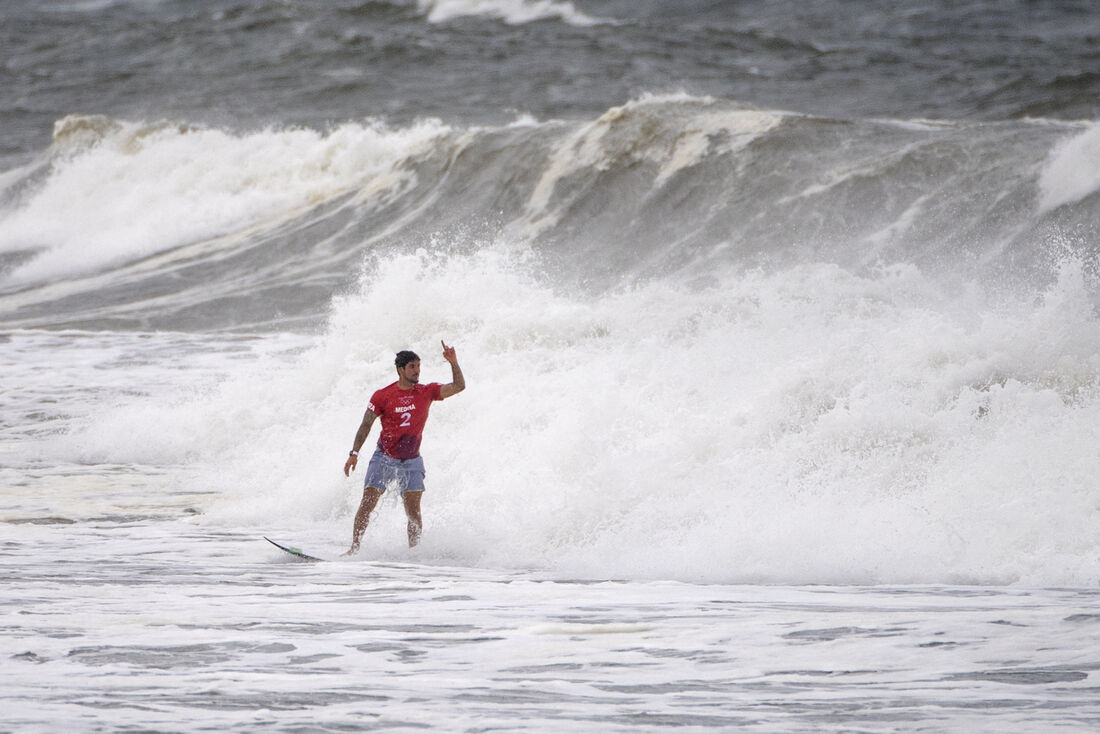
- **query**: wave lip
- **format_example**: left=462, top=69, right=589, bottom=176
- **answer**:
left=1038, top=121, right=1100, bottom=214
left=520, top=93, right=784, bottom=236
left=0, top=115, right=450, bottom=288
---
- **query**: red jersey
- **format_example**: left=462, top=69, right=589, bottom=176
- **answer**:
left=368, top=381, right=443, bottom=460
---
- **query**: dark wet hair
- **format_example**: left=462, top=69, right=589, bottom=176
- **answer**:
left=395, top=350, right=420, bottom=368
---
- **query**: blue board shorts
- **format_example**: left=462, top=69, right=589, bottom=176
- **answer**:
left=363, top=446, right=426, bottom=495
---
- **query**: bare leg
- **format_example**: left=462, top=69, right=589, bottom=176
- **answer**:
left=344, top=486, right=382, bottom=556
left=403, top=490, right=423, bottom=547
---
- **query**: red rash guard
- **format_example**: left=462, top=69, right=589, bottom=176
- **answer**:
left=368, top=381, right=443, bottom=460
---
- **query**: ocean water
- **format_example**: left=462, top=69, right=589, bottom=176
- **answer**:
left=3, top=1, right=1100, bottom=731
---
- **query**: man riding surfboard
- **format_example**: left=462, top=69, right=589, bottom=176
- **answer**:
left=342, top=341, right=465, bottom=555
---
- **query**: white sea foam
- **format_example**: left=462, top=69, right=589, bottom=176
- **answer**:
left=60, top=245, right=1100, bottom=586
left=417, top=0, right=607, bottom=26
left=1037, top=121, right=1100, bottom=214
left=0, top=117, right=449, bottom=285
left=9, top=100, right=1100, bottom=587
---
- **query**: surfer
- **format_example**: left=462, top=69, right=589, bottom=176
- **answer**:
left=342, top=341, right=465, bottom=555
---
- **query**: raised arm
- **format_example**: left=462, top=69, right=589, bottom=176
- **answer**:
left=439, top=340, right=465, bottom=399
left=343, top=409, right=377, bottom=476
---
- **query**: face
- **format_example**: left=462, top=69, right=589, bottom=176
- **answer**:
left=397, top=360, right=421, bottom=384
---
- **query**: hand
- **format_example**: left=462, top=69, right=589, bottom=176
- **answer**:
left=344, top=454, right=358, bottom=476
left=441, top=340, right=458, bottom=364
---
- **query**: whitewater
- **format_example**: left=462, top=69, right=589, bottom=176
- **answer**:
left=4, top=1, right=1100, bottom=731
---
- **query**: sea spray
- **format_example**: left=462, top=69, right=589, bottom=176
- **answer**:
left=63, top=245, right=1100, bottom=585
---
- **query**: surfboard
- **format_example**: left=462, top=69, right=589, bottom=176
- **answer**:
left=264, top=536, right=327, bottom=562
